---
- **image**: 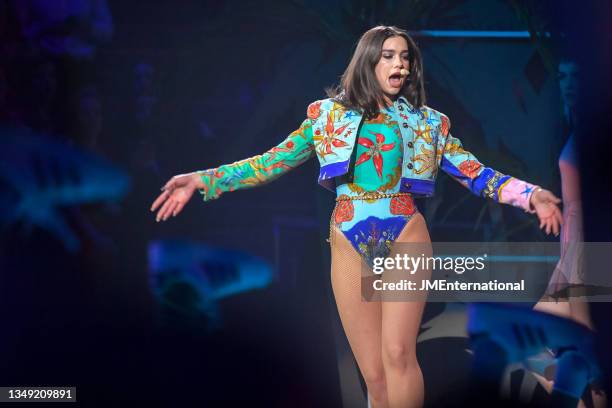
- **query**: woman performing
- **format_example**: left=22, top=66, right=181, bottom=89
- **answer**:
left=151, top=26, right=562, bottom=408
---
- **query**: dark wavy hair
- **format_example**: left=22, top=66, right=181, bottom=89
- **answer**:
left=327, top=26, right=426, bottom=118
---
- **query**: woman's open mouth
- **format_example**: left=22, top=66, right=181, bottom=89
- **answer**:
left=389, top=73, right=402, bottom=88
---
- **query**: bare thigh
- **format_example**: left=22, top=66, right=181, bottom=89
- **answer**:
left=330, top=226, right=384, bottom=384
left=381, top=213, right=432, bottom=358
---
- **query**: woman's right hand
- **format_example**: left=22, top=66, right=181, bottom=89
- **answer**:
left=151, top=172, right=205, bottom=222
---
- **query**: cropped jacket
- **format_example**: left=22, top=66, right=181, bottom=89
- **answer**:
left=198, top=96, right=537, bottom=212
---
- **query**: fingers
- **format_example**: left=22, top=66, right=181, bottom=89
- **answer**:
left=151, top=190, right=170, bottom=212
left=539, top=213, right=561, bottom=237
left=173, top=200, right=187, bottom=217
left=156, top=196, right=175, bottom=222
left=152, top=174, right=196, bottom=221
left=535, top=196, right=564, bottom=236
left=550, top=216, right=559, bottom=236
left=162, top=200, right=180, bottom=221
left=152, top=177, right=177, bottom=212
left=540, top=217, right=552, bottom=236
left=548, top=206, right=563, bottom=236
left=157, top=198, right=187, bottom=221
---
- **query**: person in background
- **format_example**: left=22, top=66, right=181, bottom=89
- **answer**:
left=534, top=57, right=592, bottom=328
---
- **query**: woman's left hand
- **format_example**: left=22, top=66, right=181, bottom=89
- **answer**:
left=529, top=188, right=563, bottom=236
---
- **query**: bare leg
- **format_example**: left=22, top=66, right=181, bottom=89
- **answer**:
left=533, top=296, right=571, bottom=320
left=533, top=272, right=593, bottom=329
left=568, top=295, right=594, bottom=329
left=535, top=200, right=593, bottom=329
left=330, top=226, right=388, bottom=408
left=381, top=213, right=432, bottom=408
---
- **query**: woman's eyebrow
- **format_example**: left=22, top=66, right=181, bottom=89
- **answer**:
left=382, top=49, right=409, bottom=53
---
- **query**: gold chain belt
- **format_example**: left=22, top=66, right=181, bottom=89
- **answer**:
left=335, top=192, right=410, bottom=201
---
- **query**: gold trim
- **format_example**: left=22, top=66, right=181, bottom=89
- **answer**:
left=497, top=177, right=513, bottom=203
left=335, top=192, right=410, bottom=201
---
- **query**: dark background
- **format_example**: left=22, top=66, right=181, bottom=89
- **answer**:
left=0, top=0, right=611, bottom=406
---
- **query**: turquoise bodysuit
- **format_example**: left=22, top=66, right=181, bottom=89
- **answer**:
left=333, top=105, right=417, bottom=265
left=198, top=104, right=416, bottom=266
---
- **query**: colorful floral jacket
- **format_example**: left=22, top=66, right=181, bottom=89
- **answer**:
left=198, top=96, right=537, bottom=212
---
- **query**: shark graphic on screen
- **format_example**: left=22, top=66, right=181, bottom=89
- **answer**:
left=0, top=125, right=130, bottom=252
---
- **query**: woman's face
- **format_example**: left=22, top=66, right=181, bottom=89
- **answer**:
left=374, top=36, right=410, bottom=104
left=558, top=61, right=579, bottom=110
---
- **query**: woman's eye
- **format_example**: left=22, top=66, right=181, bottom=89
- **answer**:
left=383, top=55, right=393, bottom=59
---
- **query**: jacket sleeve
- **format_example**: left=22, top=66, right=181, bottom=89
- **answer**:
left=439, top=114, right=538, bottom=213
left=197, top=118, right=315, bottom=201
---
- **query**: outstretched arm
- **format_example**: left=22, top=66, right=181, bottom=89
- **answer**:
left=151, top=118, right=315, bottom=221
left=439, top=115, right=562, bottom=235
left=197, top=118, right=315, bottom=201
